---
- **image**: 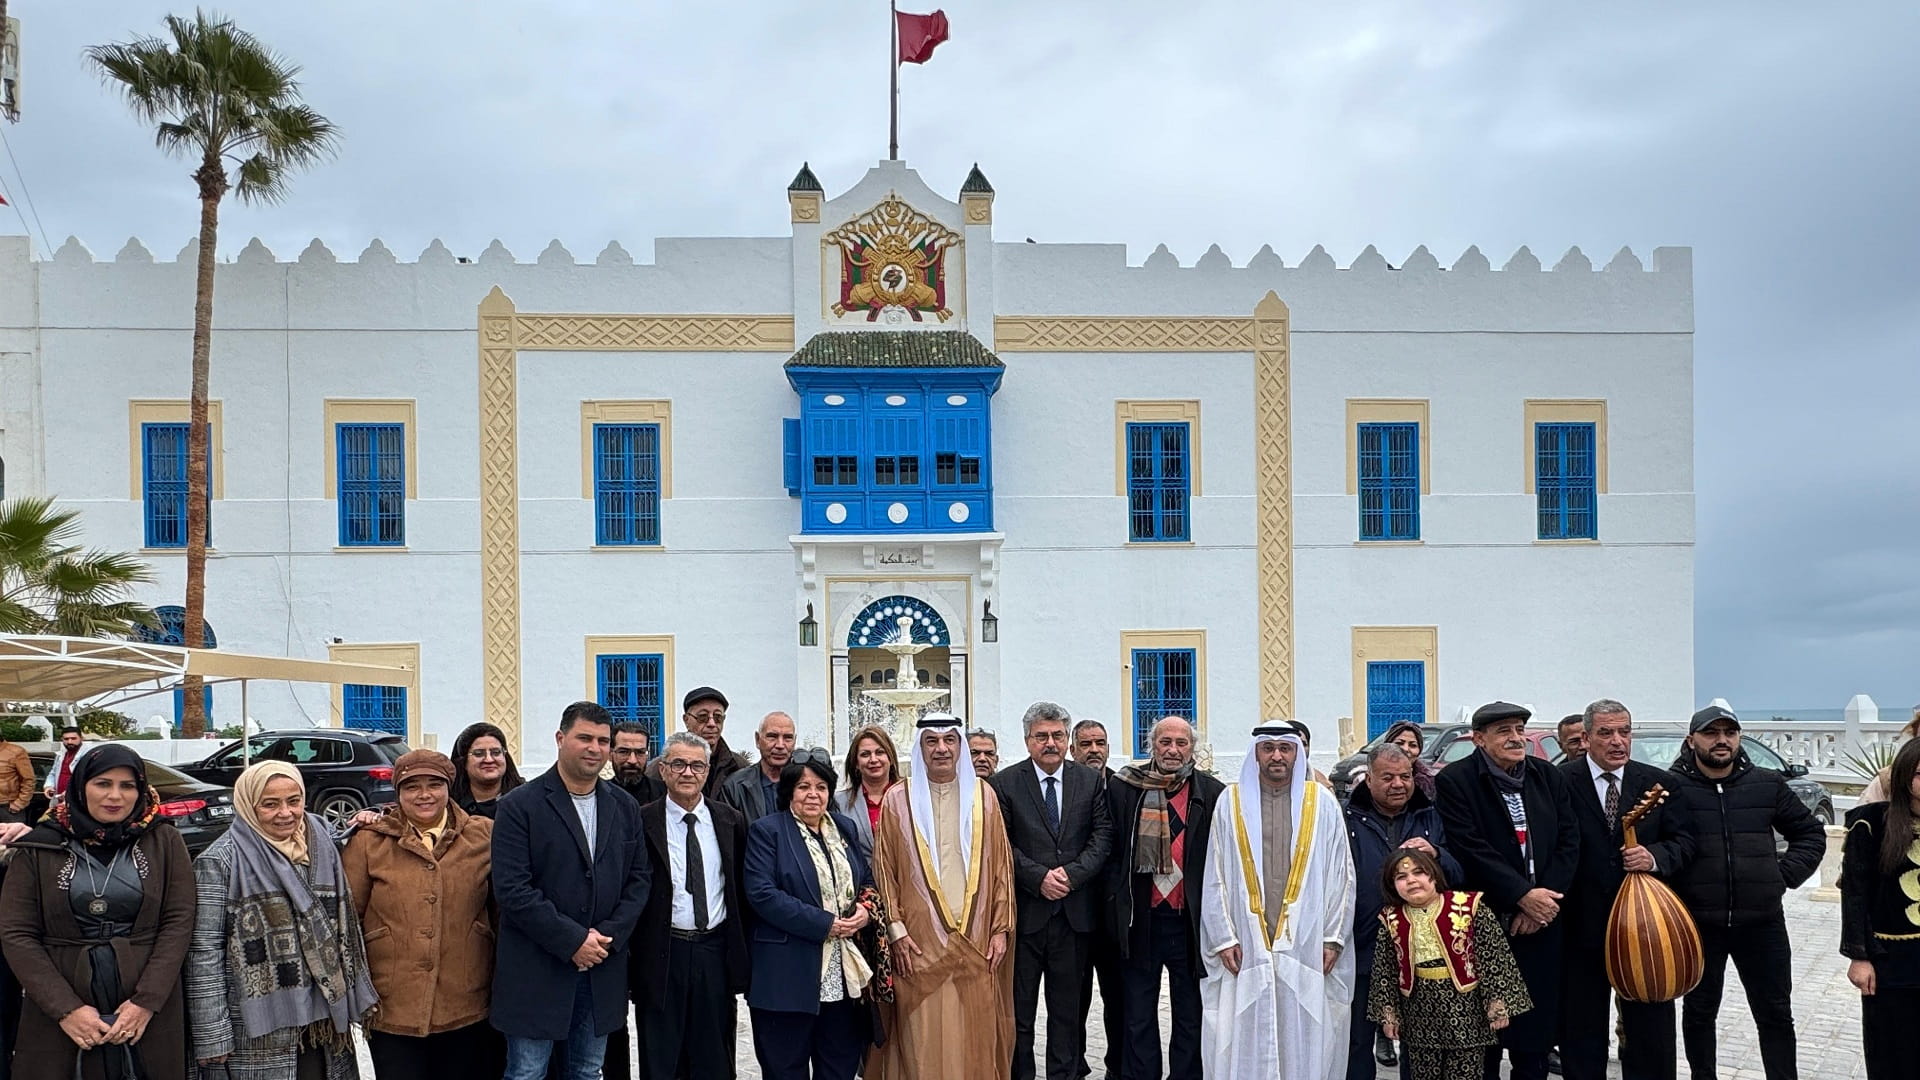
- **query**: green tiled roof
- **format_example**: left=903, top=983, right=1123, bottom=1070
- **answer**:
left=785, top=331, right=1003, bottom=369
left=788, top=163, right=824, bottom=193
left=960, top=164, right=993, bottom=194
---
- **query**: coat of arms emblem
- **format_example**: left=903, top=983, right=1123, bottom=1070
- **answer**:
left=824, top=195, right=960, bottom=322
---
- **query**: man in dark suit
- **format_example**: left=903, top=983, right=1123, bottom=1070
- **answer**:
left=1106, top=714, right=1222, bottom=1080
left=1069, top=719, right=1123, bottom=1080
left=603, top=721, right=663, bottom=1080
left=1556, top=699, right=1695, bottom=1080
left=635, top=730, right=751, bottom=1080
left=717, top=710, right=797, bottom=823
left=1434, top=701, right=1579, bottom=1080
left=491, top=701, right=652, bottom=1080
left=989, top=702, right=1115, bottom=1080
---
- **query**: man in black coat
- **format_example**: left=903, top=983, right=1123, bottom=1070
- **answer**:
left=636, top=731, right=751, bottom=1080
left=1070, top=718, right=1123, bottom=1080
left=491, top=702, right=652, bottom=1080
left=1105, top=715, right=1222, bottom=1080
left=989, top=702, right=1115, bottom=1080
left=1666, top=705, right=1824, bottom=1080
left=1434, top=701, right=1579, bottom=1080
left=1555, top=699, right=1696, bottom=1080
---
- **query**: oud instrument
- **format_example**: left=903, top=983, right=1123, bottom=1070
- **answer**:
left=1604, top=783, right=1704, bottom=1003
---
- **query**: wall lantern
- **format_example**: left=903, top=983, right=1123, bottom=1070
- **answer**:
left=799, top=602, right=819, bottom=647
left=981, top=600, right=998, bottom=643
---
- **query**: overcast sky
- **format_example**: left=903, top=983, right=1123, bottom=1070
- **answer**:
left=3, top=1, right=1915, bottom=711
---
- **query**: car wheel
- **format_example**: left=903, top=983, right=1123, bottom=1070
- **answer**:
left=315, top=791, right=366, bottom=828
left=1816, top=801, right=1834, bottom=826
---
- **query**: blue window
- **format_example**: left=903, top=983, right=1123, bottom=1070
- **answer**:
left=1365, top=660, right=1425, bottom=740
left=809, top=412, right=860, bottom=487
left=1131, top=647, right=1196, bottom=754
left=343, top=684, right=407, bottom=735
left=870, top=414, right=921, bottom=486
left=597, top=653, right=666, bottom=746
left=593, top=423, right=661, bottom=545
left=933, top=414, right=984, bottom=486
left=336, top=423, right=406, bottom=547
left=1536, top=422, right=1597, bottom=540
left=1358, top=422, right=1420, bottom=541
left=141, top=422, right=209, bottom=548
left=1126, top=422, right=1190, bottom=542
left=132, top=605, right=215, bottom=729
left=782, top=418, right=802, bottom=496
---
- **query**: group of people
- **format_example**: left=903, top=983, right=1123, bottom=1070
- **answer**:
left=0, top=686, right=1898, bottom=1080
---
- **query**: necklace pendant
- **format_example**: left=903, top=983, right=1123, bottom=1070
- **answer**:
left=87, top=897, right=108, bottom=916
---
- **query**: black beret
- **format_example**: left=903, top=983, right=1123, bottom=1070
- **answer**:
left=1470, top=701, right=1531, bottom=730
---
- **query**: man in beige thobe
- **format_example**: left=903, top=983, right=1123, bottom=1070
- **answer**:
left=867, top=713, right=1016, bottom=1080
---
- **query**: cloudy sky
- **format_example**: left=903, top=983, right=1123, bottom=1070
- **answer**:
left=3, top=1, right=1915, bottom=711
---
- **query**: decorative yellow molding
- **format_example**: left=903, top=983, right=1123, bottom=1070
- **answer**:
left=1114, top=400, right=1202, bottom=497
left=127, top=400, right=224, bottom=500
left=993, top=316, right=1254, bottom=353
left=960, top=193, right=992, bottom=226
left=1345, top=399, right=1431, bottom=496
left=514, top=314, right=793, bottom=352
left=579, top=400, right=673, bottom=500
left=1350, top=626, right=1440, bottom=730
left=789, top=192, right=822, bottom=224
left=1254, top=292, right=1294, bottom=720
left=1523, top=399, right=1609, bottom=494
left=327, top=641, right=421, bottom=746
left=1119, top=629, right=1208, bottom=758
left=322, top=399, right=418, bottom=498
left=477, top=287, right=522, bottom=753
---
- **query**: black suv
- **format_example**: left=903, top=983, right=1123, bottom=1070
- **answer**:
left=26, top=751, right=235, bottom=855
left=181, top=729, right=407, bottom=827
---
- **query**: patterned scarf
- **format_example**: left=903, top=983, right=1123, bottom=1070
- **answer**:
left=1115, top=760, right=1195, bottom=874
left=798, top=816, right=873, bottom=999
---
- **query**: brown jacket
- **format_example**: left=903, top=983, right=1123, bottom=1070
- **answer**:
left=0, top=742, right=35, bottom=811
left=342, top=802, right=495, bottom=1036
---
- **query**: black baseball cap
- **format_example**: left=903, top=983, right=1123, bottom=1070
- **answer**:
left=682, top=686, right=728, bottom=712
left=1689, top=705, right=1739, bottom=734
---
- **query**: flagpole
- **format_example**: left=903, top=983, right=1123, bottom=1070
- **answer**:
left=889, top=0, right=899, bottom=160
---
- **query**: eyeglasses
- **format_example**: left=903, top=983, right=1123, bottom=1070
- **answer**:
left=468, top=748, right=507, bottom=760
left=687, top=710, right=726, bottom=722
left=663, top=759, right=710, bottom=775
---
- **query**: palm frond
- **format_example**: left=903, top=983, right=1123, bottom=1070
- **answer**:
left=1841, top=740, right=1901, bottom=782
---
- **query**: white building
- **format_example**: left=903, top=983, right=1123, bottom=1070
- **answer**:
left=0, top=158, right=1694, bottom=764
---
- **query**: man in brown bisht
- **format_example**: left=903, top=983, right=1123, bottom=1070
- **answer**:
left=867, top=712, right=1016, bottom=1080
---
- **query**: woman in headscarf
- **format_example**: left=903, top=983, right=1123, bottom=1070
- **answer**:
left=187, top=760, right=377, bottom=1080
left=449, top=721, right=525, bottom=820
left=343, top=749, right=500, bottom=1079
left=0, top=745, right=195, bottom=1080
left=1380, top=721, right=1437, bottom=799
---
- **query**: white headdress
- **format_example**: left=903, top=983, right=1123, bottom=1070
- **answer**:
left=907, top=712, right=977, bottom=882
left=1238, top=723, right=1308, bottom=886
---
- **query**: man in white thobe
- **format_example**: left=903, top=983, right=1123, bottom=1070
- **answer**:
left=1200, top=724, right=1356, bottom=1080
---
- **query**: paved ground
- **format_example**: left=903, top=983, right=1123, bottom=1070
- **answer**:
left=356, top=884, right=1861, bottom=1079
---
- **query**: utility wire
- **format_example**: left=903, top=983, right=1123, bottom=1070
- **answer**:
left=0, top=123, right=54, bottom=257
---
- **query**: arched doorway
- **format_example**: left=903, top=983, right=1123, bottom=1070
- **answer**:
left=846, top=595, right=953, bottom=695
left=133, top=606, right=216, bottom=730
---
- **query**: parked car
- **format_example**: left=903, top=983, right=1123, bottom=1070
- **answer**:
left=179, top=729, right=406, bottom=827
left=1627, top=728, right=1834, bottom=826
left=1332, top=724, right=1563, bottom=801
left=25, top=751, right=235, bottom=855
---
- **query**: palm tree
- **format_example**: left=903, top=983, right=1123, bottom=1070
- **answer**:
left=0, top=498, right=158, bottom=639
left=86, top=11, right=337, bottom=736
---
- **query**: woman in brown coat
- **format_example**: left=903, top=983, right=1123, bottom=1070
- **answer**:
left=0, top=744, right=195, bottom=1080
left=342, top=748, right=499, bottom=1078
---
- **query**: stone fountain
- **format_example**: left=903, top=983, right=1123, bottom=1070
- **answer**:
left=859, top=615, right=951, bottom=760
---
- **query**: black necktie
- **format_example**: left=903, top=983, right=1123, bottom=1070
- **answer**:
left=683, top=811, right=710, bottom=931
left=1044, top=775, right=1060, bottom=832
left=1603, top=772, right=1620, bottom=832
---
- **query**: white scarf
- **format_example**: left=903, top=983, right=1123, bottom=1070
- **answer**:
left=905, top=716, right=978, bottom=885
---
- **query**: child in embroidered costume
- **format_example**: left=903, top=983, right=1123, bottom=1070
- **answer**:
left=1367, top=847, right=1533, bottom=1080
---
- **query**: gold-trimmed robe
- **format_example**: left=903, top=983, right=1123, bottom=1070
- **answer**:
left=866, top=778, right=1016, bottom=1080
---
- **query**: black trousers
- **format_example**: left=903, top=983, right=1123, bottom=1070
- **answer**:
left=1077, top=931, right=1124, bottom=1080
left=1119, top=909, right=1202, bottom=1080
left=750, top=1000, right=870, bottom=1080
left=641, top=932, right=736, bottom=1080
left=1347, top=947, right=1412, bottom=1080
left=1013, top=914, right=1089, bottom=1080
left=602, top=993, right=646, bottom=1079
left=1681, top=916, right=1796, bottom=1080
left=367, top=1021, right=502, bottom=1080
left=1864, top=985, right=1920, bottom=1079
left=1561, top=942, right=1674, bottom=1080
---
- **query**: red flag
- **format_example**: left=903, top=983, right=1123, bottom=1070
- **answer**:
left=896, top=9, right=949, bottom=65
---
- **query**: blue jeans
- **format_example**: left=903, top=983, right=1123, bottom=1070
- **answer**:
left=503, top=975, right=607, bottom=1080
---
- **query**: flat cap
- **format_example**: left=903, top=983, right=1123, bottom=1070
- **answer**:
left=1470, top=701, right=1531, bottom=730
left=1688, top=705, right=1740, bottom=733
left=682, top=686, right=728, bottom=711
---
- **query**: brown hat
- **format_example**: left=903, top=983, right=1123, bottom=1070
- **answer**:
left=392, top=749, right=456, bottom=787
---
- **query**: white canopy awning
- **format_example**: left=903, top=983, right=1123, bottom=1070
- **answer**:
left=0, top=635, right=415, bottom=707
